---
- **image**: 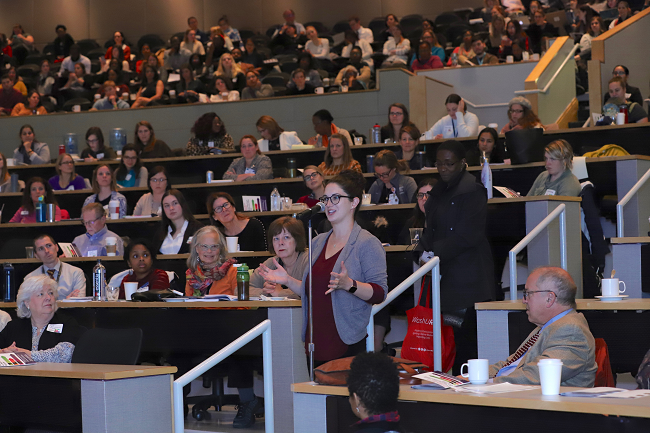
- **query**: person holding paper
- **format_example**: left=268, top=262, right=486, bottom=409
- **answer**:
left=0, top=275, right=86, bottom=363
left=72, top=203, right=124, bottom=257
left=25, top=234, right=85, bottom=299
left=489, top=267, right=597, bottom=386
left=207, top=192, right=267, bottom=252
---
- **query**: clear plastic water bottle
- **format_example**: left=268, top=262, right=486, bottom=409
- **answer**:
left=35, top=196, right=46, bottom=223
left=237, top=264, right=250, bottom=301
left=64, top=133, right=78, bottom=155
left=372, top=124, right=381, bottom=144
left=92, top=259, right=106, bottom=301
left=3, top=263, right=15, bottom=302
left=481, top=152, right=493, bottom=199
left=270, top=187, right=281, bottom=211
left=109, top=128, right=127, bottom=153
left=451, top=52, right=458, bottom=67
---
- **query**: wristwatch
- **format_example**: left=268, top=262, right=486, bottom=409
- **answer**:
left=348, top=279, right=358, bottom=294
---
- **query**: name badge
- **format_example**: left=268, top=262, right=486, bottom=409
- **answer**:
left=244, top=167, right=256, bottom=174
left=21, top=210, right=29, bottom=215
left=444, top=126, right=453, bottom=136
left=97, top=153, right=104, bottom=160
left=87, top=250, right=98, bottom=257
left=125, top=173, right=132, bottom=181
left=66, top=185, right=75, bottom=191
left=187, top=236, right=193, bottom=244
left=47, top=324, right=63, bottom=333
left=208, top=141, right=215, bottom=148
left=544, top=189, right=556, bottom=196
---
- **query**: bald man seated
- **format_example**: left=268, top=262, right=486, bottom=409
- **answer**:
left=489, top=267, right=597, bottom=387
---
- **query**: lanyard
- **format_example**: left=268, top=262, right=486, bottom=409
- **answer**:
left=42, top=265, right=62, bottom=283
left=451, top=119, right=458, bottom=138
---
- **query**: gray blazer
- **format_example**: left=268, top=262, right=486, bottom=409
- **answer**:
left=13, top=142, right=51, bottom=165
left=299, top=223, right=387, bottom=344
left=368, top=172, right=417, bottom=204
left=222, top=154, right=273, bottom=180
left=490, top=310, right=597, bottom=387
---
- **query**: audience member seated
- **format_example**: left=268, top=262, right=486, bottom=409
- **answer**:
left=153, top=189, right=203, bottom=254
left=0, top=74, right=24, bottom=116
left=91, top=80, right=130, bottom=110
left=425, top=95, right=480, bottom=139
left=318, top=134, right=362, bottom=176
left=297, top=165, right=326, bottom=207
left=181, top=29, right=205, bottom=56
left=501, top=96, right=544, bottom=133
left=502, top=0, right=525, bottom=13
left=305, top=26, right=330, bottom=59
left=163, top=36, right=191, bottom=78
left=481, top=0, right=498, bottom=23
left=53, top=24, right=74, bottom=59
left=256, top=115, right=302, bottom=151
left=133, top=166, right=170, bottom=216
left=462, top=36, right=498, bottom=66
left=189, top=53, right=206, bottom=79
left=274, top=9, right=307, bottom=36
left=0, top=275, right=86, bottom=363
left=241, top=38, right=266, bottom=73
left=49, top=153, right=87, bottom=191
left=577, top=17, right=603, bottom=61
left=37, top=59, right=58, bottom=105
left=250, top=216, right=307, bottom=299
left=349, top=16, right=374, bottom=43
left=508, top=40, right=528, bottom=62
left=60, top=44, right=91, bottom=77
left=341, top=30, right=374, bottom=69
left=488, top=14, right=507, bottom=56
left=271, top=23, right=302, bottom=55
left=223, top=135, right=273, bottom=181
left=286, top=68, right=315, bottom=95
left=410, top=41, right=443, bottom=72
left=382, top=25, right=410, bottom=68
left=212, top=52, right=246, bottom=92
left=527, top=10, right=559, bottom=54
left=27, top=234, right=85, bottom=299
left=60, top=63, right=91, bottom=91
left=609, top=1, right=632, bottom=28
left=82, top=165, right=127, bottom=218
left=205, top=29, right=232, bottom=72
left=258, top=170, right=387, bottom=366
left=73, top=203, right=124, bottom=256
left=501, top=20, right=529, bottom=60
left=115, top=144, right=148, bottom=188
left=11, top=90, right=47, bottom=116
left=527, top=139, right=581, bottom=197
left=101, top=67, right=130, bottom=97
left=447, top=30, right=475, bottom=66
left=397, top=178, right=437, bottom=246
left=13, top=125, right=50, bottom=165
left=466, top=127, right=511, bottom=166
left=347, top=352, right=401, bottom=432
left=377, top=14, right=399, bottom=43
left=219, top=15, right=242, bottom=48
left=0, top=33, right=11, bottom=59
left=414, top=30, right=446, bottom=64
left=489, top=267, right=597, bottom=386
left=381, top=103, right=414, bottom=143
left=135, top=44, right=152, bottom=75
left=131, top=65, right=164, bottom=108
left=187, top=112, right=234, bottom=155
left=119, top=238, right=170, bottom=299
left=185, top=225, right=237, bottom=296
left=308, top=109, right=353, bottom=148
left=187, top=16, right=208, bottom=45
left=209, top=75, right=240, bottom=102
left=9, top=177, right=62, bottom=223
left=368, top=150, right=417, bottom=204
left=80, top=127, right=117, bottom=161
left=637, top=347, right=650, bottom=388
left=0, top=153, right=13, bottom=193
left=604, top=77, right=648, bottom=123
left=133, top=120, right=174, bottom=158
left=176, top=63, right=204, bottom=104
left=395, top=125, right=430, bottom=169
left=242, top=70, right=274, bottom=99
left=4, top=67, right=27, bottom=96
left=101, top=45, right=130, bottom=73
left=603, top=65, right=644, bottom=106
left=334, top=47, right=372, bottom=89
left=104, top=31, right=131, bottom=60
left=290, top=53, right=324, bottom=88
left=207, top=192, right=268, bottom=252
left=8, top=24, right=36, bottom=64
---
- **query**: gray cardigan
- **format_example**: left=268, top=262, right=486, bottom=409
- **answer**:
left=299, top=223, right=387, bottom=344
left=222, top=153, right=273, bottom=180
left=368, top=172, right=417, bottom=204
left=13, top=142, right=51, bottom=165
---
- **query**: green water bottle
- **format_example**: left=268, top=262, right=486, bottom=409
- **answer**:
left=237, top=264, right=250, bottom=301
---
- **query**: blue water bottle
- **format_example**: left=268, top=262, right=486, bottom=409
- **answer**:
left=36, top=196, right=46, bottom=223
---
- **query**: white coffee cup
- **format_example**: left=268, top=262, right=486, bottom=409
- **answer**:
left=315, top=87, right=324, bottom=94
left=106, top=237, right=117, bottom=256
left=94, top=94, right=101, bottom=100
left=460, top=358, right=489, bottom=384
left=616, top=113, right=625, bottom=125
left=522, top=51, right=530, bottom=61
left=169, top=90, right=176, bottom=98
left=531, top=53, right=540, bottom=61
left=6, top=158, right=14, bottom=167
left=362, top=194, right=371, bottom=205
left=124, top=282, right=138, bottom=300
left=538, top=358, right=563, bottom=395
left=601, top=278, right=626, bottom=297
left=130, top=93, right=137, bottom=101
left=109, top=199, right=120, bottom=219
left=506, top=55, right=514, bottom=63
left=122, top=92, right=129, bottom=100
left=72, top=105, right=81, bottom=112
left=226, top=237, right=239, bottom=253
left=488, top=123, right=498, bottom=129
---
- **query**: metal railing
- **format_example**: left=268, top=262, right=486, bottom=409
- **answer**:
left=514, top=44, right=579, bottom=95
left=172, top=320, right=274, bottom=433
left=617, top=168, right=650, bottom=237
left=366, top=256, right=443, bottom=371
left=509, top=204, right=567, bottom=300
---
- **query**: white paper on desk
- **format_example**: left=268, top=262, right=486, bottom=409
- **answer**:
left=59, top=297, right=93, bottom=302
left=600, top=390, right=650, bottom=399
left=562, top=388, right=650, bottom=398
left=167, top=73, right=180, bottom=83
left=453, top=383, right=538, bottom=394
left=572, top=157, right=588, bottom=180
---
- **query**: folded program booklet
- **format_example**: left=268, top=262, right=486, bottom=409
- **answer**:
left=411, top=371, right=469, bottom=389
left=0, top=352, right=35, bottom=366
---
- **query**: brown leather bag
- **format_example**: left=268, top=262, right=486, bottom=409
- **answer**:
left=314, top=356, right=429, bottom=386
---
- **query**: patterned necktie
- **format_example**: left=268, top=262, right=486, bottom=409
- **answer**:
left=501, top=330, right=540, bottom=368
left=46, top=269, right=56, bottom=280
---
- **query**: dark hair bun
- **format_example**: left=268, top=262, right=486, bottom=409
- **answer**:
left=330, top=170, right=364, bottom=200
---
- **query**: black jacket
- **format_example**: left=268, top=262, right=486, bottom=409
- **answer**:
left=0, top=311, right=86, bottom=351
left=421, top=170, right=495, bottom=312
left=153, top=219, right=204, bottom=255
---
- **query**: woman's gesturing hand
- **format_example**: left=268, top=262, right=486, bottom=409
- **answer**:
left=258, top=258, right=289, bottom=286
left=326, top=261, right=353, bottom=294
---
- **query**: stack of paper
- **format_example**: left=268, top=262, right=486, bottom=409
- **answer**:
left=560, top=388, right=650, bottom=398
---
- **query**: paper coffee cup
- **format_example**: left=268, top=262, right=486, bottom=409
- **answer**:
left=531, top=53, right=540, bottom=61
left=6, top=158, right=14, bottom=167
left=538, top=358, right=563, bottom=395
left=523, top=51, right=530, bottom=61
left=124, top=282, right=138, bottom=300
left=130, top=93, right=136, bottom=101
left=169, top=90, right=176, bottom=98
left=315, top=87, right=324, bottom=94
left=506, top=55, right=514, bottom=63
left=72, top=105, right=81, bottom=112
left=106, top=237, right=117, bottom=256
left=362, top=194, right=371, bottom=205
left=226, top=237, right=238, bottom=253
left=616, top=113, right=625, bottom=125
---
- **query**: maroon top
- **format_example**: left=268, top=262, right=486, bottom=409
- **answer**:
left=297, top=194, right=320, bottom=208
left=0, top=88, right=24, bottom=114
left=119, top=268, right=170, bottom=299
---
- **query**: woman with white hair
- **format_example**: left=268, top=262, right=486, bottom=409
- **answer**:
left=184, top=225, right=237, bottom=296
left=0, top=275, right=86, bottom=363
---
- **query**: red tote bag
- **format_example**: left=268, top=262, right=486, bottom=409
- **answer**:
left=401, top=275, right=456, bottom=372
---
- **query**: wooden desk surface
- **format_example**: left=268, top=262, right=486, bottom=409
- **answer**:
left=0, top=363, right=176, bottom=380
left=612, top=237, right=650, bottom=245
left=292, top=382, right=650, bottom=418
left=475, top=299, right=650, bottom=311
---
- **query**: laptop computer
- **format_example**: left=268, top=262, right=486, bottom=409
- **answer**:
left=546, top=10, right=569, bottom=36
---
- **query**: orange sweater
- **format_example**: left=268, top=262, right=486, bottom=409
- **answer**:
left=184, top=265, right=237, bottom=296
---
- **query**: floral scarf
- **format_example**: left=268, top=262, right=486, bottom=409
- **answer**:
left=186, top=258, right=237, bottom=297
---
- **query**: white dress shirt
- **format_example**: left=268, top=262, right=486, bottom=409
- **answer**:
left=424, top=112, right=480, bottom=140
left=26, top=261, right=86, bottom=299
left=160, top=220, right=189, bottom=255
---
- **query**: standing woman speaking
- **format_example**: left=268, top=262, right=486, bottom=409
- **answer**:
left=260, top=170, right=387, bottom=365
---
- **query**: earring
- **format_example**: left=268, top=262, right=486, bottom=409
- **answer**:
left=356, top=407, right=360, bottom=414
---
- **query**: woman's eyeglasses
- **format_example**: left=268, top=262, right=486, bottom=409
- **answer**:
left=213, top=202, right=232, bottom=213
left=150, top=177, right=167, bottom=183
left=197, top=244, right=219, bottom=252
left=303, top=172, right=320, bottom=181
left=319, top=194, right=352, bottom=205
left=416, top=193, right=428, bottom=200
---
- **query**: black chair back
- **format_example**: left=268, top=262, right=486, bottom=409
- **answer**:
left=71, top=328, right=143, bottom=365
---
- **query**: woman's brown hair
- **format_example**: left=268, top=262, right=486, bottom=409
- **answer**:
left=134, top=120, right=157, bottom=153
left=323, top=133, right=353, bottom=168
left=256, top=115, right=284, bottom=140
left=91, top=164, right=118, bottom=194
left=373, top=149, right=409, bottom=174
left=267, top=216, right=307, bottom=254
left=206, top=191, right=245, bottom=226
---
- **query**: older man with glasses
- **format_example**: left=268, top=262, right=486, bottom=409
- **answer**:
left=488, top=267, right=597, bottom=386
left=72, top=203, right=124, bottom=257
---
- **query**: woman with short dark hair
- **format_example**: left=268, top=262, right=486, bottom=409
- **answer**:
left=133, top=121, right=173, bottom=158
left=133, top=166, right=171, bottom=216
left=207, top=192, right=267, bottom=251
left=115, top=144, right=148, bottom=187
left=424, top=94, right=480, bottom=139
left=187, top=112, right=234, bottom=155
left=81, top=126, right=117, bottom=161
left=466, top=127, right=510, bottom=166
left=209, top=75, right=240, bottom=102
left=255, top=115, right=302, bottom=151
left=11, top=89, right=47, bottom=116
left=13, top=124, right=51, bottom=165
left=368, top=149, right=417, bottom=204
left=154, top=189, right=203, bottom=254
left=176, top=63, right=204, bottom=104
